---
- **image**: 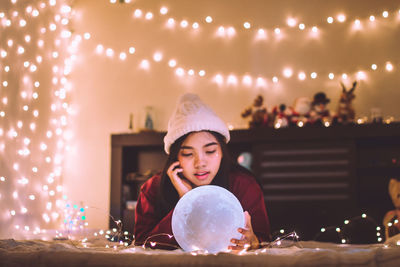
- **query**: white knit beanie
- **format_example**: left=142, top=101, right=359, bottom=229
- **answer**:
left=164, top=93, right=230, bottom=154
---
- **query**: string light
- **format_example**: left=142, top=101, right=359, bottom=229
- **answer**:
left=0, top=0, right=78, bottom=238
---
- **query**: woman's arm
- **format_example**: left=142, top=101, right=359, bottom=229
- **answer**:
left=133, top=180, right=178, bottom=249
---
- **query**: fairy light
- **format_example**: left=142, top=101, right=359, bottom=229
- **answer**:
left=145, top=12, right=153, bottom=20
left=327, top=17, right=334, bottom=23
left=168, top=59, right=177, bottom=67
left=337, top=14, right=346, bottom=22
left=160, top=7, right=168, bottom=15
left=385, top=62, right=393, bottom=71
left=0, top=0, right=76, bottom=238
left=310, top=72, right=317, bottom=79
left=180, top=20, right=188, bottom=28
left=205, top=16, right=212, bottom=23
left=287, top=17, right=297, bottom=27
left=283, top=68, right=293, bottom=78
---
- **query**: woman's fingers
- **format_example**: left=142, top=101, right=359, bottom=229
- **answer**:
left=228, top=211, right=260, bottom=251
left=167, top=161, right=191, bottom=198
left=244, top=211, right=253, bottom=231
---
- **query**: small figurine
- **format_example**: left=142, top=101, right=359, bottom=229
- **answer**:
left=241, top=95, right=269, bottom=128
left=271, top=104, right=291, bottom=128
left=383, top=179, right=400, bottom=240
left=290, top=97, right=311, bottom=127
left=309, top=92, right=331, bottom=126
left=334, top=81, right=357, bottom=124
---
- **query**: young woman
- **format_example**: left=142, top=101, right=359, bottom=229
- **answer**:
left=134, top=94, right=271, bottom=251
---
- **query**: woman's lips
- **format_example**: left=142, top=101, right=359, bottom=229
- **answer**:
left=194, top=171, right=210, bottom=180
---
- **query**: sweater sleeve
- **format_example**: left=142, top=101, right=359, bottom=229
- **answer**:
left=133, top=176, right=178, bottom=249
left=231, top=173, right=271, bottom=242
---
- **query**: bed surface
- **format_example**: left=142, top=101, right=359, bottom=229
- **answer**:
left=2, top=234, right=400, bottom=267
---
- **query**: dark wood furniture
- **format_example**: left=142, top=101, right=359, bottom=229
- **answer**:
left=110, top=123, right=400, bottom=240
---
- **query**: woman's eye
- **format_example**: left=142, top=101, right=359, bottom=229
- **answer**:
left=206, top=150, right=216, bottom=154
left=181, top=153, right=192, bottom=157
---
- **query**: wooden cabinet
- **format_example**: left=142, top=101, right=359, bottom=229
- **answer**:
left=110, top=123, right=400, bottom=240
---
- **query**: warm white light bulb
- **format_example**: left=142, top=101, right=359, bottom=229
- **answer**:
left=227, top=74, right=238, bottom=85
left=145, top=12, right=153, bottom=20
left=140, top=59, right=150, bottom=70
left=199, top=70, right=206, bottom=77
left=356, top=71, right=366, bottom=80
left=382, top=11, right=389, bottom=18
left=298, top=72, right=306, bottom=80
left=371, top=64, right=377, bottom=70
left=205, top=16, right=213, bottom=23
left=337, top=14, right=346, bottom=22
left=327, top=17, right=334, bottom=23
left=168, top=59, right=177, bottom=67
left=386, top=62, right=394, bottom=71
left=369, top=15, right=375, bottom=22
left=287, top=18, right=297, bottom=27
left=274, top=28, right=281, bottom=35
left=227, top=27, right=236, bottom=37
left=106, top=48, right=114, bottom=57
left=192, top=22, right=199, bottom=29
left=119, top=52, right=127, bottom=60
left=160, top=7, right=168, bottom=15
left=180, top=20, right=188, bottom=28
left=342, top=73, right=348, bottom=80
left=175, top=68, right=185, bottom=76
left=242, top=75, right=252, bottom=86
left=298, top=23, right=305, bottom=30
left=129, top=47, right=135, bottom=54
left=283, top=68, right=293, bottom=78
left=243, top=22, right=251, bottom=29
left=256, top=77, right=267, bottom=88
left=328, top=73, right=335, bottom=79
left=167, top=18, right=175, bottom=27
left=272, top=76, right=279, bottom=83
left=133, top=9, right=142, bottom=18
left=153, top=52, right=163, bottom=62
left=257, top=29, right=267, bottom=39
left=311, top=72, right=317, bottom=79
left=311, top=26, right=318, bottom=33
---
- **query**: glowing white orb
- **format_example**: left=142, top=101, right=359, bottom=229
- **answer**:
left=172, top=185, right=244, bottom=253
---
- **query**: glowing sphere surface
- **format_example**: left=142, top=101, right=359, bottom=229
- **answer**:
left=172, top=185, right=244, bottom=253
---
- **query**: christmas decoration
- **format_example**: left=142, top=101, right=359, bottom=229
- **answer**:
left=309, top=92, right=332, bottom=126
left=171, top=185, right=244, bottom=253
left=241, top=95, right=269, bottom=128
left=333, top=81, right=357, bottom=124
left=383, top=179, right=400, bottom=239
left=289, top=97, right=312, bottom=127
left=271, top=104, right=292, bottom=129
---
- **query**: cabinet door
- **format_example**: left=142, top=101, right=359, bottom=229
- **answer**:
left=254, top=139, right=357, bottom=239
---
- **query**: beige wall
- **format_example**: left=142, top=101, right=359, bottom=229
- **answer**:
left=64, top=0, right=400, bottom=229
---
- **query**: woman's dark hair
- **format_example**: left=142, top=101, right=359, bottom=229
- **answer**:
left=156, top=131, right=236, bottom=220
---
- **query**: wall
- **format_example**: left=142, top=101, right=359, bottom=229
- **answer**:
left=64, top=0, right=400, bottom=230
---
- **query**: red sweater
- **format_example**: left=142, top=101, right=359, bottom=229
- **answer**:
left=134, top=170, right=271, bottom=249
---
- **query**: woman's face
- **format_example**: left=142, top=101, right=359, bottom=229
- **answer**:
left=177, top=131, right=223, bottom=187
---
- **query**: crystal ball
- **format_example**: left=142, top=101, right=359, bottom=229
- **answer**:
left=172, top=185, right=244, bottom=253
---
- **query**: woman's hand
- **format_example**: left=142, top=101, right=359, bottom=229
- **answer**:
left=167, top=161, right=192, bottom=198
left=229, top=211, right=259, bottom=251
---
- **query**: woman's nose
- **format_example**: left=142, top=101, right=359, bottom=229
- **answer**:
left=194, top=154, right=206, bottom=168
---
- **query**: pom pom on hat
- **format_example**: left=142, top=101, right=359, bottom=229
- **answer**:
left=164, top=93, right=230, bottom=154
